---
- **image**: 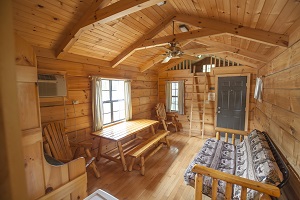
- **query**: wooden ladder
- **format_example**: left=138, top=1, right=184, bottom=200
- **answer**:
left=189, top=66, right=207, bottom=139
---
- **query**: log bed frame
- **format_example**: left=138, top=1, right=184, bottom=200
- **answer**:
left=192, top=127, right=290, bottom=200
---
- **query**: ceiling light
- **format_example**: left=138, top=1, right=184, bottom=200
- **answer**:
left=179, top=24, right=189, bottom=32
left=157, top=1, right=167, bottom=6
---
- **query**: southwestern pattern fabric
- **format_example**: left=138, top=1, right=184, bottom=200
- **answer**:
left=184, top=138, right=236, bottom=199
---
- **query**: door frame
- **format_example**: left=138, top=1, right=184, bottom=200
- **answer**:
left=214, top=73, right=251, bottom=131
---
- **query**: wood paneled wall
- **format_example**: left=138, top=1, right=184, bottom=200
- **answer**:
left=254, top=40, right=300, bottom=176
left=16, top=35, right=88, bottom=200
left=37, top=51, right=158, bottom=155
left=158, top=65, right=257, bottom=136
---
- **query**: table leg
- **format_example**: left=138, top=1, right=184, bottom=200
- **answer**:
left=117, top=141, right=127, bottom=171
left=150, top=125, right=156, bottom=135
left=96, top=138, right=102, bottom=161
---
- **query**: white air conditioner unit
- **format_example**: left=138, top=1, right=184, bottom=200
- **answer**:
left=38, top=74, right=67, bottom=97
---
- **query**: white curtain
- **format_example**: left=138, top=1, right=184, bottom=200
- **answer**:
left=92, top=77, right=104, bottom=131
left=124, top=80, right=132, bottom=120
left=254, top=77, right=263, bottom=102
left=178, top=80, right=185, bottom=115
left=165, top=82, right=172, bottom=112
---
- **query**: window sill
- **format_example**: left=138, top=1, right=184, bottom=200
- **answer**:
left=103, top=120, right=126, bottom=128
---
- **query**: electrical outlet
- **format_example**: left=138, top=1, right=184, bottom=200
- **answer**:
left=72, top=100, right=79, bottom=105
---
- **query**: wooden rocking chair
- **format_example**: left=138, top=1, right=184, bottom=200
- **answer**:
left=155, top=103, right=180, bottom=132
left=43, top=122, right=100, bottom=178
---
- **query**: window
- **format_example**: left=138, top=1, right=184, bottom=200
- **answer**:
left=101, top=79, right=125, bottom=125
left=202, top=64, right=215, bottom=72
left=171, top=82, right=179, bottom=111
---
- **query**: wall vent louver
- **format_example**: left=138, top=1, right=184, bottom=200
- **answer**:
left=38, top=74, right=67, bottom=97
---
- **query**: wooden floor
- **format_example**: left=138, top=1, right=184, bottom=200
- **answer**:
left=87, top=132, right=211, bottom=200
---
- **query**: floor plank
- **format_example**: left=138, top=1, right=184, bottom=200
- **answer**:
left=87, top=132, right=211, bottom=200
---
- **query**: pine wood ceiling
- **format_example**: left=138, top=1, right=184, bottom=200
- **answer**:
left=13, top=0, right=300, bottom=71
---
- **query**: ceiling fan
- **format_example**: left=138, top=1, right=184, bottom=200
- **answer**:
left=160, top=22, right=199, bottom=63
left=161, top=41, right=183, bottom=63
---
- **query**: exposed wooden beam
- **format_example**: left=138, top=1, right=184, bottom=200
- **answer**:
left=85, top=0, right=163, bottom=26
left=215, top=52, right=260, bottom=68
left=195, top=39, right=269, bottom=62
left=183, top=47, right=225, bottom=56
left=180, top=54, right=199, bottom=60
left=175, top=14, right=289, bottom=47
left=56, top=0, right=162, bottom=58
left=158, top=58, right=186, bottom=73
left=138, top=28, right=222, bottom=49
left=140, top=55, right=165, bottom=72
left=56, top=0, right=111, bottom=58
left=111, top=15, right=175, bottom=68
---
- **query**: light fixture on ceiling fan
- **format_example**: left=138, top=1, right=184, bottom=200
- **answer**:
left=160, top=21, right=198, bottom=63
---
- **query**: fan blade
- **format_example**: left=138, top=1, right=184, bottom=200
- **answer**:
left=162, top=56, right=172, bottom=63
left=180, top=54, right=199, bottom=60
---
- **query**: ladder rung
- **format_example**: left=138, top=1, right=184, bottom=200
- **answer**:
left=193, top=75, right=205, bottom=77
left=190, top=129, right=202, bottom=131
left=190, top=120, right=203, bottom=122
left=192, top=110, right=203, bottom=113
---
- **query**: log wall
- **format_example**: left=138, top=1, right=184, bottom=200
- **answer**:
left=36, top=49, right=158, bottom=155
left=158, top=66, right=257, bottom=136
left=254, top=40, right=300, bottom=176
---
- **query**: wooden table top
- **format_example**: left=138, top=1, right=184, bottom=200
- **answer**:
left=91, top=119, right=158, bottom=141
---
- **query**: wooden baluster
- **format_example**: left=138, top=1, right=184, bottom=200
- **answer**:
left=225, top=132, right=228, bottom=142
left=241, top=186, right=247, bottom=200
left=194, top=174, right=203, bottom=200
left=212, top=178, right=218, bottom=199
left=216, top=131, right=220, bottom=140
left=232, top=134, right=235, bottom=145
left=225, top=182, right=232, bottom=199
left=240, top=135, right=243, bottom=142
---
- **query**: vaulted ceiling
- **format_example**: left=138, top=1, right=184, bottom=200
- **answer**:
left=13, top=0, right=300, bottom=71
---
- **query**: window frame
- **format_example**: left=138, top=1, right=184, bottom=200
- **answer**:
left=203, top=64, right=215, bottom=72
left=102, top=79, right=125, bottom=125
left=170, top=81, right=179, bottom=112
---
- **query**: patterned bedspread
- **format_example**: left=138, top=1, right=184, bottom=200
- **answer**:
left=184, top=138, right=236, bottom=199
left=184, top=130, right=283, bottom=200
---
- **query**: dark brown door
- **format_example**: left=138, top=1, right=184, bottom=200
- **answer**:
left=216, top=76, right=247, bottom=130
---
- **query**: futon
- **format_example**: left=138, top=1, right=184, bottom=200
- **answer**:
left=184, top=129, right=289, bottom=200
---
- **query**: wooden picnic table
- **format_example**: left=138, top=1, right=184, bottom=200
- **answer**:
left=91, top=119, right=158, bottom=171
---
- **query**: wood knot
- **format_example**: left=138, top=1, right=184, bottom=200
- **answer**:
left=45, top=187, right=53, bottom=194
left=290, top=126, right=296, bottom=135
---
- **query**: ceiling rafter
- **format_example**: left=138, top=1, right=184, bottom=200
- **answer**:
left=158, top=58, right=186, bottom=73
left=140, top=55, right=165, bottom=72
left=215, top=52, right=261, bottom=68
left=183, top=47, right=225, bottom=55
left=137, top=28, right=222, bottom=49
left=175, top=14, right=289, bottom=48
left=56, top=0, right=163, bottom=57
left=56, top=0, right=111, bottom=58
left=194, top=39, right=269, bottom=63
left=111, top=15, right=176, bottom=68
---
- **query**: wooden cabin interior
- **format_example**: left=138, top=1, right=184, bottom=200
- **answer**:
left=1, top=0, right=300, bottom=199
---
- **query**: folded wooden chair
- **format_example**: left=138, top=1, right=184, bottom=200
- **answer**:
left=43, top=122, right=100, bottom=178
left=155, top=103, right=180, bottom=132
